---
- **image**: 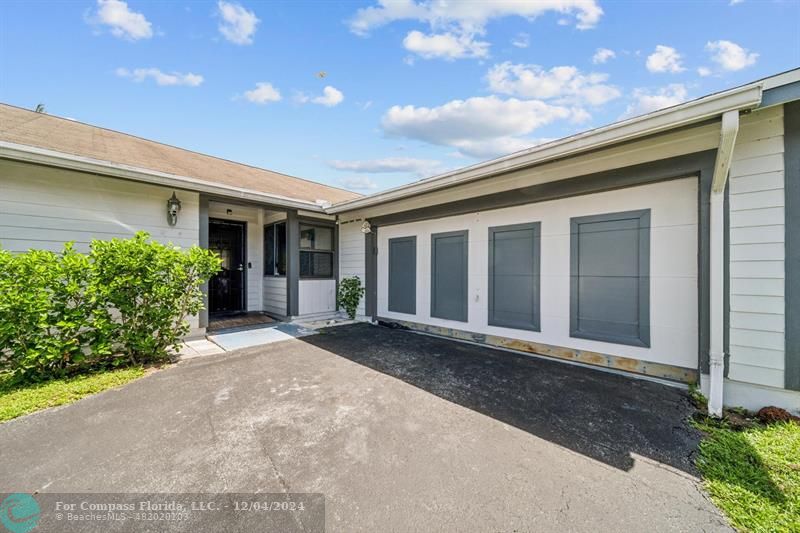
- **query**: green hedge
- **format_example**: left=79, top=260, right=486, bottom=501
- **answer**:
left=0, top=232, right=220, bottom=382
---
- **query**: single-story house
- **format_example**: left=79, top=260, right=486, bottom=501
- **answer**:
left=1, top=68, right=798, bottom=415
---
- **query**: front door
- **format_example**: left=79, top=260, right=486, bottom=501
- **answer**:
left=209, top=219, right=246, bottom=314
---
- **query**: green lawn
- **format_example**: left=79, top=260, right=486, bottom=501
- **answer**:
left=0, top=367, right=146, bottom=423
left=694, top=418, right=800, bottom=532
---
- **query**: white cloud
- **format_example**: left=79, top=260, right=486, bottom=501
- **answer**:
left=315, top=86, right=344, bottom=107
left=450, top=137, right=554, bottom=159
left=297, top=86, right=344, bottom=107
left=339, top=176, right=379, bottom=191
left=706, top=40, right=758, bottom=71
left=403, top=30, right=489, bottom=60
left=328, top=157, right=441, bottom=175
left=486, top=63, right=621, bottom=106
left=116, top=67, right=203, bottom=86
left=243, top=82, right=281, bottom=104
left=349, top=0, right=602, bottom=60
left=729, top=0, right=744, bottom=4
left=382, top=95, right=577, bottom=158
left=569, top=107, right=592, bottom=123
left=349, top=0, right=603, bottom=35
left=697, top=66, right=712, bottom=77
left=512, top=32, right=530, bottom=48
left=592, top=47, right=615, bottom=64
left=623, top=84, right=689, bottom=118
left=645, top=45, right=685, bottom=73
left=217, top=1, right=259, bottom=45
left=92, top=0, right=153, bottom=40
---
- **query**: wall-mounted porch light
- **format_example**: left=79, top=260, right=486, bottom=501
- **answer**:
left=166, top=192, right=182, bottom=226
left=360, top=221, right=372, bottom=234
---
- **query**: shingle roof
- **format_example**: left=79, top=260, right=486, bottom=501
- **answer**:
left=0, top=103, right=360, bottom=205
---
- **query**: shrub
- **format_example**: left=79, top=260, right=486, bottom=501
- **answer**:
left=90, top=233, right=220, bottom=364
left=337, top=276, right=365, bottom=320
left=0, top=245, right=111, bottom=381
left=0, top=233, right=220, bottom=382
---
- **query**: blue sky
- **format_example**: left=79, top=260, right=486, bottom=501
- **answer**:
left=1, top=0, right=798, bottom=193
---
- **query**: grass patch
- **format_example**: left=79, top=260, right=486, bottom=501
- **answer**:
left=694, top=417, right=800, bottom=532
left=0, top=367, right=146, bottom=423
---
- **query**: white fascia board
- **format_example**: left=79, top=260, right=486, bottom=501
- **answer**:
left=327, top=85, right=762, bottom=214
left=761, top=68, right=800, bottom=90
left=0, top=141, right=326, bottom=212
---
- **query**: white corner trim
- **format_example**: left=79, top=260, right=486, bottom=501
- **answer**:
left=0, top=141, right=326, bottom=212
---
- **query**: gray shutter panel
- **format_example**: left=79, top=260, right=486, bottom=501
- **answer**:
left=430, top=231, right=468, bottom=322
left=570, top=210, right=650, bottom=347
left=388, top=236, right=417, bottom=314
left=488, top=223, right=541, bottom=331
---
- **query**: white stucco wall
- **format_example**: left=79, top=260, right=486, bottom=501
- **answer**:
left=376, top=178, right=699, bottom=370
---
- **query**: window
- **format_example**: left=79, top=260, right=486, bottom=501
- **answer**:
left=264, top=222, right=286, bottom=276
left=430, top=230, right=468, bottom=322
left=488, top=223, right=541, bottom=331
left=388, top=236, right=416, bottom=314
left=570, top=209, right=650, bottom=347
left=300, top=223, right=334, bottom=279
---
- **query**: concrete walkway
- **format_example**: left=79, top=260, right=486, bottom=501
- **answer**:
left=0, top=324, right=729, bottom=532
left=207, top=322, right=317, bottom=351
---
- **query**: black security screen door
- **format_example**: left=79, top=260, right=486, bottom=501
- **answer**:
left=209, top=219, right=246, bottom=314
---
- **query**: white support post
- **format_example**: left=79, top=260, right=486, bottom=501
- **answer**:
left=707, top=109, right=740, bottom=418
left=708, top=191, right=725, bottom=417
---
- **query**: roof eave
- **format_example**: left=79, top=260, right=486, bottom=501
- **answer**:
left=0, top=141, right=327, bottom=212
left=327, top=84, right=763, bottom=214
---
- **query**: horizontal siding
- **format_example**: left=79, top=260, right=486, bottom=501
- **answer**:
left=731, top=295, right=785, bottom=314
left=730, top=311, right=784, bottom=332
left=731, top=277, right=784, bottom=297
left=729, top=171, right=784, bottom=194
left=262, top=210, right=288, bottom=316
left=730, top=225, right=784, bottom=244
left=730, top=206, right=785, bottom=228
left=728, top=362, right=784, bottom=389
left=339, top=220, right=366, bottom=317
left=0, top=159, right=199, bottom=253
left=262, top=276, right=287, bottom=316
left=0, top=159, right=202, bottom=330
left=728, top=105, right=786, bottom=388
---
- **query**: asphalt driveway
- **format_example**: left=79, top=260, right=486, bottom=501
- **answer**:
left=0, top=323, right=729, bottom=531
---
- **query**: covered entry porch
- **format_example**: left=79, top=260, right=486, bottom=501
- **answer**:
left=197, top=195, right=340, bottom=333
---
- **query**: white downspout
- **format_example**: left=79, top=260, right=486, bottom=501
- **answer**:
left=708, top=110, right=740, bottom=417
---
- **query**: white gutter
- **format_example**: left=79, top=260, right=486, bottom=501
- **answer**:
left=327, top=84, right=762, bottom=213
left=708, top=110, right=740, bottom=418
left=0, top=141, right=326, bottom=212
